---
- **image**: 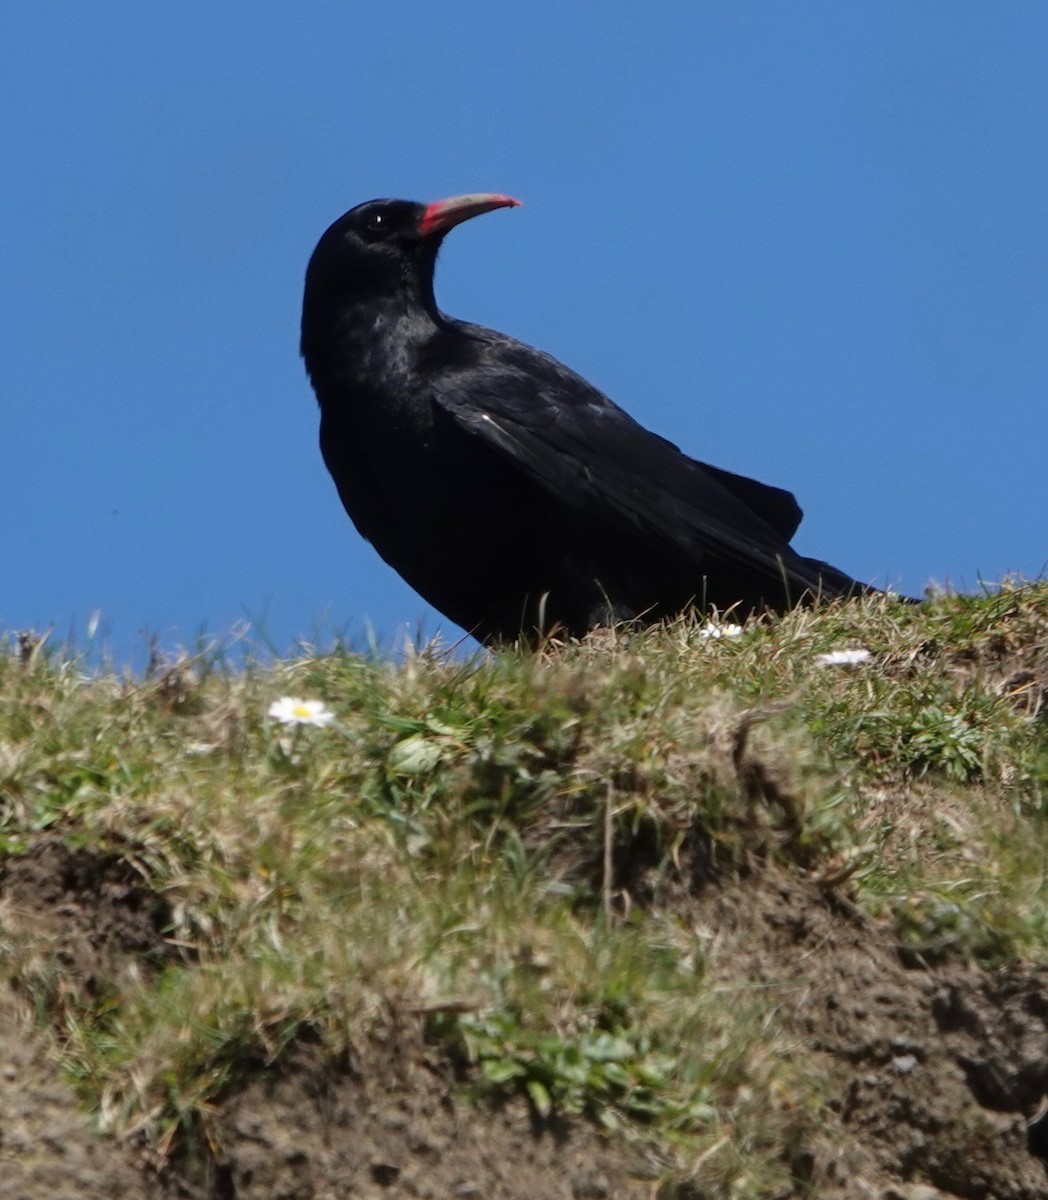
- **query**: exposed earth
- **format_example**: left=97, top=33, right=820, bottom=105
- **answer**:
left=2, top=838, right=1048, bottom=1199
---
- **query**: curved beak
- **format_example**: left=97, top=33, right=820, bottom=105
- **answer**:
left=419, top=193, right=522, bottom=238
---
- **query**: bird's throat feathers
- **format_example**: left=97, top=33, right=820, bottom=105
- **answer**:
left=303, top=287, right=455, bottom=406
left=302, top=251, right=444, bottom=375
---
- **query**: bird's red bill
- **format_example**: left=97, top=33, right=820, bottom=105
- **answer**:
left=419, top=193, right=521, bottom=237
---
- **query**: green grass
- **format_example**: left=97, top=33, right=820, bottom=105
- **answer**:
left=3, top=584, right=1048, bottom=1193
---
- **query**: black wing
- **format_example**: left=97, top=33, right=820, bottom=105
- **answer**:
left=431, top=328, right=847, bottom=599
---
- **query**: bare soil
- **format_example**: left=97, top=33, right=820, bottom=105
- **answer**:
left=2, top=838, right=1048, bottom=1199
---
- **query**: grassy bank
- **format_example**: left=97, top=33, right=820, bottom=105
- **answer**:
left=3, top=585, right=1048, bottom=1195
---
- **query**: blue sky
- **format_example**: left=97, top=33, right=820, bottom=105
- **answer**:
left=4, top=3, right=1047, bottom=662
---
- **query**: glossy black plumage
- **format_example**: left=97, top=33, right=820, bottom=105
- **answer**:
left=301, top=194, right=879, bottom=643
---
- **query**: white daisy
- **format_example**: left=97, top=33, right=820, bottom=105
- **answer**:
left=815, top=648, right=871, bottom=667
left=267, top=697, right=335, bottom=727
left=698, top=622, right=744, bottom=640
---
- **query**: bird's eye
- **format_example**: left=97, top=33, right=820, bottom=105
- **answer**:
left=364, top=212, right=387, bottom=236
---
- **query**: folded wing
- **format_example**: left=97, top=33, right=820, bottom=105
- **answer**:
left=432, top=334, right=855, bottom=603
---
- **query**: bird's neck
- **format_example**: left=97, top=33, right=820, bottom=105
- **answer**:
left=303, top=289, right=449, bottom=399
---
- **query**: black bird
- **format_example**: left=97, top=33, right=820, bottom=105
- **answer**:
left=301, top=193, right=879, bottom=644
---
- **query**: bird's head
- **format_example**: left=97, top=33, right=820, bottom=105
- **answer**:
left=302, top=193, right=521, bottom=333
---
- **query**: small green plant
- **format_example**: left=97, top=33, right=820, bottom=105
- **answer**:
left=434, top=1009, right=717, bottom=1130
